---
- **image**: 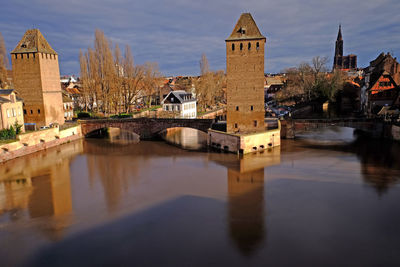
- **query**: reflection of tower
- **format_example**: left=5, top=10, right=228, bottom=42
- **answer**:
left=228, top=166, right=265, bottom=255
left=28, top=161, right=72, bottom=218
left=208, top=149, right=280, bottom=256
left=0, top=141, right=82, bottom=240
left=28, top=160, right=73, bottom=240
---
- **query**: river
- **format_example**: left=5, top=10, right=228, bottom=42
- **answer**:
left=1, top=127, right=400, bottom=266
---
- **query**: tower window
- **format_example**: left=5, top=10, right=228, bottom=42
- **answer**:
left=23, top=109, right=27, bottom=115
left=254, top=120, right=258, bottom=127
left=234, top=123, right=238, bottom=128
left=248, top=42, right=251, bottom=50
left=30, top=110, right=33, bottom=114
left=256, top=42, right=260, bottom=50
left=14, top=54, right=17, bottom=59
left=232, top=43, right=235, bottom=51
left=240, top=43, right=243, bottom=50
left=33, top=53, right=35, bottom=58
left=27, top=53, right=29, bottom=59
left=251, top=105, right=253, bottom=111
left=21, top=54, right=23, bottom=59
left=38, top=109, right=40, bottom=114
left=236, top=106, right=239, bottom=111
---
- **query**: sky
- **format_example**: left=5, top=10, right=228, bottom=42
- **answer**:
left=0, top=0, right=399, bottom=77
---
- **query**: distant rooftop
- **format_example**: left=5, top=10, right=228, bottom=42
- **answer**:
left=226, top=13, right=265, bottom=41
left=11, top=29, right=57, bottom=55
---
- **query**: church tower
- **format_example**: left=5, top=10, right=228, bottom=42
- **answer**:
left=333, top=25, right=344, bottom=70
left=11, top=29, right=65, bottom=128
left=226, top=13, right=266, bottom=133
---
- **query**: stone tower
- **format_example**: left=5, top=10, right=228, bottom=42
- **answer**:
left=226, top=13, right=266, bottom=133
left=333, top=25, right=344, bottom=69
left=11, top=29, right=65, bottom=127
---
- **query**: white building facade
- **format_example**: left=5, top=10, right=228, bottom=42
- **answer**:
left=161, top=91, right=197, bottom=118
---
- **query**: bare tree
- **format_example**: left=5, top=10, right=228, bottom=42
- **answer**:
left=142, top=62, right=161, bottom=107
left=199, top=53, right=210, bottom=76
left=79, top=29, right=162, bottom=115
left=121, top=45, right=144, bottom=113
left=277, top=56, right=337, bottom=104
left=79, top=49, right=90, bottom=111
left=194, top=53, right=227, bottom=111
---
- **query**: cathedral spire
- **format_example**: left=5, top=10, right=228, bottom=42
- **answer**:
left=337, top=24, right=342, bottom=41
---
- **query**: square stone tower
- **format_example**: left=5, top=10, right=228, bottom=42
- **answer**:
left=11, top=29, right=65, bottom=127
left=226, top=13, right=266, bottom=133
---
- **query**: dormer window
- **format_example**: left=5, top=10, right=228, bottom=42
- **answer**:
left=237, top=27, right=246, bottom=34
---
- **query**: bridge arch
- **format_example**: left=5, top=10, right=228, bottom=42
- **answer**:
left=79, top=118, right=214, bottom=139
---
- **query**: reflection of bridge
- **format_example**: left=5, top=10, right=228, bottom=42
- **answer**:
left=79, top=118, right=214, bottom=139
left=281, top=118, right=383, bottom=138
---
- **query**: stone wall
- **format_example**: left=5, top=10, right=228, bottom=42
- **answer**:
left=208, top=125, right=281, bottom=154
left=226, top=38, right=265, bottom=133
left=0, top=125, right=82, bottom=163
left=12, top=52, right=64, bottom=127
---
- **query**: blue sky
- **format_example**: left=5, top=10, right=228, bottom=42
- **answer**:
left=0, top=0, right=399, bottom=76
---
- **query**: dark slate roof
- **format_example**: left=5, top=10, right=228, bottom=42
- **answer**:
left=226, top=13, right=265, bottom=41
left=11, top=29, right=57, bottom=55
left=162, top=90, right=196, bottom=104
left=0, top=96, right=11, bottom=103
left=0, top=89, right=14, bottom=95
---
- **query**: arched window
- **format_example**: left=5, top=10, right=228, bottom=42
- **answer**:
left=248, top=42, right=251, bottom=50
left=240, top=43, right=243, bottom=50
left=256, top=42, right=260, bottom=50
left=232, top=43, right=235, bottom=51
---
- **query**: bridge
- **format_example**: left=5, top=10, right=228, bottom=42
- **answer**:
left=78, top=118, right=214, bottom=139
left=281, top=118, right=383, bottom=138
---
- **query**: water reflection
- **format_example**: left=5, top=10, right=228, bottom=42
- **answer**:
left=0, top=140, right=83, bottom=239
left=108, top=127, right=140, bottom=145
left=160, top=127, right=208, bottom=150
left=209, top=149, right=280, bottom=255
left=292, top=127, right=400, bottom=194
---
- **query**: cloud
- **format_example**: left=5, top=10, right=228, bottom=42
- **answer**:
left=0, top=0, right=399, bottom=76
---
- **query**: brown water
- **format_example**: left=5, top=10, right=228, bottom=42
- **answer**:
left=1, top=127, right=400, bottom=266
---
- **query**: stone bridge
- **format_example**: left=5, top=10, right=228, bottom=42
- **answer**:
left=79, top=118, right=214, bottom=139
left=281, top=118, right=383, bottom=138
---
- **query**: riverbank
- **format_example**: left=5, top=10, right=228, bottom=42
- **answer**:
left=0, top=125, right=82, bottom=163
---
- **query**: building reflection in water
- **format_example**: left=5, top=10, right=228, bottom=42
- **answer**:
left=0, top=140, right=83, bottom=240
left=354, top=137, right=400, bottom=194
left=298, top=133, right=400, bottom=194
left=209, top=148, right=281, bottom=255
left=161, top=127, right=208, bottom=150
